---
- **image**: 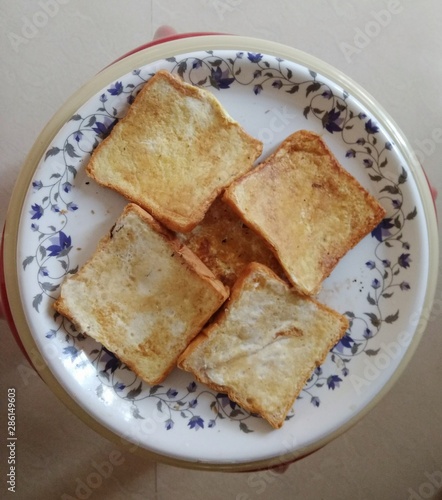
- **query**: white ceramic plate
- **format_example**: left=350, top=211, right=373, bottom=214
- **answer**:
left=4, top=36, right=438, bottom=470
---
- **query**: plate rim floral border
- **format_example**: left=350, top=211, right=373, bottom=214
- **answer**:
left=16, top=47, right=426, bottom=436
left=3, top=35, right=439, bottom=471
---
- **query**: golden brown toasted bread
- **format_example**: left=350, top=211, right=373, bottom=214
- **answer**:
left=178, top=263, right=349, bottom=429
left=86, top=70, right=263, bottom=232
left=53, top=203, right=229, bottom=385
left=223, top=130, right=386, bottom=295
left=177, top=196, right=287, bottom=288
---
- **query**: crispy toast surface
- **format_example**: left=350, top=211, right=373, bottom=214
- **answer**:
left=178, top=263, right=349, bottom=428
left=177, top=196, right=286, bottom=288
left=223, top=130, right=386, bottom=295
left=53, top=203, right=229, bottom=385
left=86, top=70, right=263, bottom=232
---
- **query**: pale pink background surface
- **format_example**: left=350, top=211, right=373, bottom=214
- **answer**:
left=1, top=1, right=441, bottom=499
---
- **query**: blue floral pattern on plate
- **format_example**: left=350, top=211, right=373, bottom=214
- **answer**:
left=17, top=49, right=425, bottom=445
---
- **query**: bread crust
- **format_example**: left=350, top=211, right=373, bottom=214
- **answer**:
left=86, top=70, right=263, bottom=232
left=54, top=203, right=229, bottom=385
left=223, top=130, right=386, bottom=295
left=177, top=196, right=287, bottom=288
left=178, top=262, right=349, bottom=428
